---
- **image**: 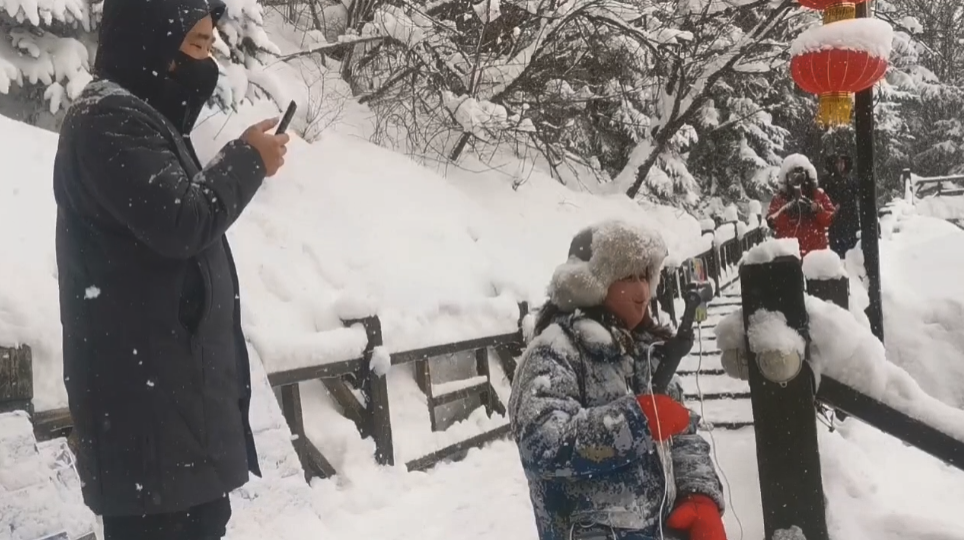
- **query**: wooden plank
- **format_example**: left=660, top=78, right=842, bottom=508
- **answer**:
left=0, top=345, right=33, bottom=414
left=280, top=383, right=336, bottom=480
left=391, top=333, right=521, bottom=366
left=678, top=368, right=726, bottom=377
left=817, top=376, right=964, bottom=472
left=294, top=436, right=337, bottom=479
left=345, top=316, right=395, bottom=467
left=432, top=380, right=489, bottom=407
left=475, top=348, right=494, bottom=417
left=701, top=420, right=754, bottom=430
left=494, top=345, right=518, bottom=383
left=321, top=378, right=368, bottom=436
left=405, top=424, right=511, bottom=472
left=684, top=392, right=751, bottom=401
left=806, top=277, right=849, bottom=310
left=32, top=407, right=73, bottom=442
left=420, top=359, right=438, bottom=432
left=267, top=358, right=365, bottom=387
left=415, top=359, right=432, bottom=396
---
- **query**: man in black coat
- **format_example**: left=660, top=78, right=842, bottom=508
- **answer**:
left=823, top=154, right=861, bottom=258
left=52, top=0, right=289, bottom=538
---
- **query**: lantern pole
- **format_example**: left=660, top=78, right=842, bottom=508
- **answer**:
left=853, top=0, right=885, bottom=342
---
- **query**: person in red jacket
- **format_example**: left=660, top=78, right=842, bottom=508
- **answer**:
left=766, top=154, right=836, bottom=256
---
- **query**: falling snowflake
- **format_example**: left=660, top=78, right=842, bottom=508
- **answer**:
left=84, top=286, right=101, bottom=299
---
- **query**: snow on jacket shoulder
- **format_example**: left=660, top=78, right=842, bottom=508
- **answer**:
left=508, top=311, right=724, bottom=540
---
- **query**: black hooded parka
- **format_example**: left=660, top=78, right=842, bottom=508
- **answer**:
left=53, top=0, right=264, bottom=517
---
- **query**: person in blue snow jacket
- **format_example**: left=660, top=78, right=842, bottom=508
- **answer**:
left=508, top=220, right=727, bottom=540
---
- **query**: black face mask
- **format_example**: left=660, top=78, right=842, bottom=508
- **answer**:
left=155, top=51, right=220, bottom=134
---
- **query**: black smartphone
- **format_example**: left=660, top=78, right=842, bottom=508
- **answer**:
left=276, top=100, right=297, bottom=134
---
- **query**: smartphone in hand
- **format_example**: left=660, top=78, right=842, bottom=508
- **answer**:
left=276, top=101, right=297, bottom=135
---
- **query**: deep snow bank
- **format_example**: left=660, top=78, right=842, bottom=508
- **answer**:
left=849, top=201, right=964, bottom=408
left=0, top=103, right=705, bottom=410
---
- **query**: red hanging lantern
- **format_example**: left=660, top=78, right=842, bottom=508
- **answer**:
left=789, top=0, right=892, bottom=128
left=798, top=0, right=869, bottom=23
left=790, top=47, right=888, bottom=126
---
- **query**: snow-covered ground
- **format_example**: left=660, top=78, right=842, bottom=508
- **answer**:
left=2, top=13, right=964, bottom=540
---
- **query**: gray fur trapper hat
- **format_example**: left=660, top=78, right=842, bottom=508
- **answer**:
left=548, top=220, right=668, bottom=312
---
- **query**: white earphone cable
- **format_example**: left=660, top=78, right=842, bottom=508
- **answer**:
left=695, top=321, right=745, bottom=540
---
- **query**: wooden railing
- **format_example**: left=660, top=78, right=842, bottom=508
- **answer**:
left=901, top=168, right=964, bottom=201
left=655, top=220, right=767, bottom=326
left=266, top=305, right=528, bottom=478
left=5, top=209, right=771, bottom=480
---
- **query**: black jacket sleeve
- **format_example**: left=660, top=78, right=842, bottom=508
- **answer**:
left=73, top=99, right=267, bottom=259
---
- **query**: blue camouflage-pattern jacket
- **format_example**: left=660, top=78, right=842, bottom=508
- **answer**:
left=508, top=309, right=724, bottom=540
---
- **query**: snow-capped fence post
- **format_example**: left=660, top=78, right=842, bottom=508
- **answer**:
left=0, top=345, right=33, bottom=415
left=901, top=168, right=914, bottom=203
left=740, top=255, right=830, bottom=540
left=344, top=315, right=395, bottom=467
left=803, top=250, right=849, bottom=309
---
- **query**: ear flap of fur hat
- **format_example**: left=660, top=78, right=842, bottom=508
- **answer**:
left=548, top=220, right=668, bottom=312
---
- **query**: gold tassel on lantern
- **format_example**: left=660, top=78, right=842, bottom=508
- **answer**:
left=817, top=92, right=853, bottom=127
left=823, top=2, right=857, bottom=24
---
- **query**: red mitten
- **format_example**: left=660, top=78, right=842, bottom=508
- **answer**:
left=636, top=394, right=690, bottom=442
left=666, top=494, right=727, bottom=540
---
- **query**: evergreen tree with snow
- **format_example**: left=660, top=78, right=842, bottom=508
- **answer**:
left=0, top=0, right=281, bottom=130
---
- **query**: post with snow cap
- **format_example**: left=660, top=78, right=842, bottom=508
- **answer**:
left=803, top=250, right=849, bottom=309
left=854, top=0, right=885, bottom=342
left=740, top=240, right=829, bottom=540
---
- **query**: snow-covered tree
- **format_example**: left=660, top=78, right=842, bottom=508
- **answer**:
left=0, top=0, right=281, bottom=130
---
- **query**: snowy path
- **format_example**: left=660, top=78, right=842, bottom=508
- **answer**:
left=224, top=347, right=333, bottom=540
left=298, top=419, right=964, bottom=540
left=677, top=280, right=754, bottom=429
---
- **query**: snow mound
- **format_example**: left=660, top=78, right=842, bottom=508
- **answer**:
left=807, top=295, right=964, bottom=443
left=741, top=238, right=801, bottom=266
left=802, top=249, right=847, bottom=280
left=862, top=209, right=964, bottom=408
left=0, top=412, right=95, bottom=540
left=747, top=309, right=805, bottom=356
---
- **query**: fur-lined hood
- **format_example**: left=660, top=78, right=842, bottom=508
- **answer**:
left=778, top=154, right=819, bottom=189
left=548, top=220, right=667, bottom=312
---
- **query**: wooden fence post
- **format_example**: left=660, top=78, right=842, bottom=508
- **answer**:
left=807, top=277, right=849, bottom=310
left=656, top=267, right=678, bottom=326
left=495, top=302, right=528, bottom=383
left=345, top=316, right=395, bottom=466
left=0, top=346, right=33, bottom=415
left=740, top=256, right=829, bottom=540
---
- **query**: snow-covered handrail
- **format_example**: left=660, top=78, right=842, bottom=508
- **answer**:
left=903, top=167, right=964, bottom=202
